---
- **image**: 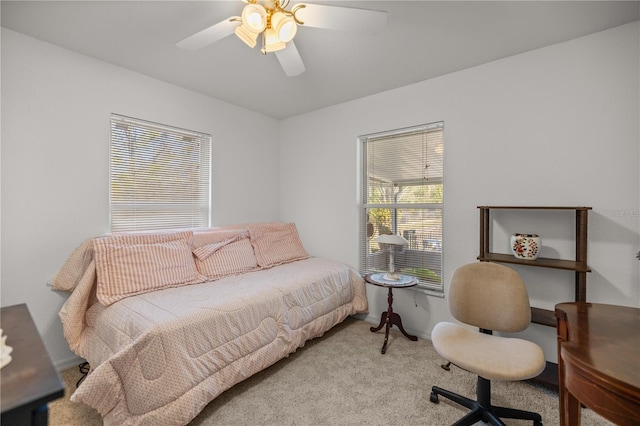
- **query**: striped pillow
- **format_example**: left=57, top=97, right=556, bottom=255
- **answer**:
left=192, top=228, right=249, bottom=249
left=193, top=235, right=259, bottom=280
left=248, top=222, right=309, bottom=268
left=94, top=231, right=206, bottom=306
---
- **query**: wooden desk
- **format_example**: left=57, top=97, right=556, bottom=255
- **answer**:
left=555, top=302, right=640, bottom=426
left=1, top=304, right=65, bottom=425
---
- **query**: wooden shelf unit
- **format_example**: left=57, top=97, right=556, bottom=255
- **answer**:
left=478, top=206, right=592, bottom=327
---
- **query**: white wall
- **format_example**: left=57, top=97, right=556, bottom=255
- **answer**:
left=279, top=22, right=640, bottom=362
left=2, top=22, right=638, bottom=369
left=1, top=29, right=281, bottom=368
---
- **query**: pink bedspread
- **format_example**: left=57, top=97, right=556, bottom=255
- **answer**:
left=54, top=242, right=367, bottom=425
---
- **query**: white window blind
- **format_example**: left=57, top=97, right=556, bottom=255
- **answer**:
left=359, top=122, right=444, bottom=292
left=110, top=114, right=211, bottom=232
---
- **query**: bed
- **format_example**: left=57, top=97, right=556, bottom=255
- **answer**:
left=52, top=223, right=367, bottom=425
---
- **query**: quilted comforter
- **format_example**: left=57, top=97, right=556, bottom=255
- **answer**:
left=54, top=240, right=367, bottom=425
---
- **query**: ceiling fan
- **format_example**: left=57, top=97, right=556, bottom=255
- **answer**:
left=176, top=0, right=388, bottom=77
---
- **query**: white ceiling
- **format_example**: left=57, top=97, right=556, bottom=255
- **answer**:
left=2, top=1, right=638, bottom=119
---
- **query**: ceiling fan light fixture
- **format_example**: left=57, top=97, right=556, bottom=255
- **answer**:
left=241, top=3, right=268, bottom=33
left=271, top=11, right=297, bottom=43
left=262, top=28, right=286, bottom=53
left=177, top=0, right=389, bottom=77
left=234, top=24, right=259, bottom=48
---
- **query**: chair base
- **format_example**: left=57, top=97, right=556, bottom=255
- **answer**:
left=430, top=377, right=543, bottom=426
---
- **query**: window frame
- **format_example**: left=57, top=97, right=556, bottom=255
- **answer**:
left=358, top=122, right=444, bottom=293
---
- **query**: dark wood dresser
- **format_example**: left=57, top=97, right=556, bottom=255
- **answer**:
left=1, top=304, right=65, bottom=425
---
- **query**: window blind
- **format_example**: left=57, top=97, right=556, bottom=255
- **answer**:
left=359, top=122, right=444, bottom=291
left=110, top=114, right=211, bottom=232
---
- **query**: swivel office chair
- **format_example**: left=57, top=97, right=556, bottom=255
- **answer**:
left=430, top=262, right=546, bottom=426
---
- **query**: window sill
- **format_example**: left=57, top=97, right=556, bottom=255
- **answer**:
left=414, top=285, right=445, bottom=298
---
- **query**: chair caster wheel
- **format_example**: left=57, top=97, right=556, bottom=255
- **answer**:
left=429, top=392, right=439, bottom=404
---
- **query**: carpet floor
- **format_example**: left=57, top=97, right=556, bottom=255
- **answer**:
left=49, top=317, right=612, bottom=425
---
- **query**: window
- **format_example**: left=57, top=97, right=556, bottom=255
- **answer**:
left=359, top=122, right=444, bottom=292
left=110, top=114, right=211, bottom=232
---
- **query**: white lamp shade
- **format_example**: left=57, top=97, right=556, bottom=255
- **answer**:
left=375, top=234, right=409, bottom=246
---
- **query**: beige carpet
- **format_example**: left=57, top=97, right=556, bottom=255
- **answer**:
left=49, top=317, right=612, bottom=425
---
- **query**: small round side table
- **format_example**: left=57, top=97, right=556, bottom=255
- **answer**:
left=364, top=273, right=418, bottom=354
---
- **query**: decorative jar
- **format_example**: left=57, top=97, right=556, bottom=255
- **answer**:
left=510, top=233, right=541, bottom=260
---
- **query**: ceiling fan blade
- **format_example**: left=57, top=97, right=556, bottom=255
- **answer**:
left=275, top=41, right=306, bottom=77
left=294, top=3, right=387, bottom=34
left=176, top=18, right=239, bottom=51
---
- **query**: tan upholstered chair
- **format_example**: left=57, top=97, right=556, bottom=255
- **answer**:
left=430, top=262, right=546, bottom=426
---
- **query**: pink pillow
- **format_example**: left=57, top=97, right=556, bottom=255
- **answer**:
left=248, top=222, right=309, bottom=268
left=192, top=228, right=249, bottom=249
left=193, top=235, right=259, bottom=279
left=93, top=231, right=206, bottom=306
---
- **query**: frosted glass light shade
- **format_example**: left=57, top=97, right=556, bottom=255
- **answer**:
left=263, top=28, right=286, bottom=52
left=271, top=12, right=297, bottom=42
left=241, top=4, right=267, bottom=32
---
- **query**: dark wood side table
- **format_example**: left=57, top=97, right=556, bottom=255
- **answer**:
left=555, top=302, right=640, bottom=426
left=365, top=273, right=418, bottom=354
left=1, top=304, right=65, bottom=425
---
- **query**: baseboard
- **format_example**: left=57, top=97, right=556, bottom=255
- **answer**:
left=55, top=354, right=85, bottom=372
